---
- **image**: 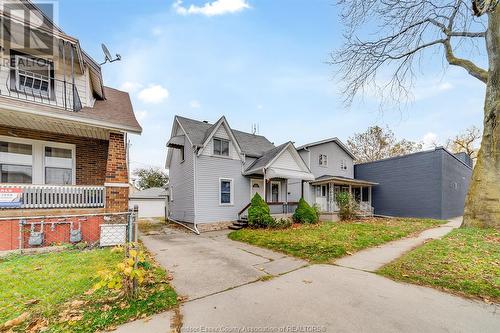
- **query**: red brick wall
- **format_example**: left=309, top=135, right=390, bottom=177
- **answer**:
left=105, top=132, right=129, bottom=212
left=0, top=125, right=108, bottom=185
left=0, top=216, right=104, bottom=251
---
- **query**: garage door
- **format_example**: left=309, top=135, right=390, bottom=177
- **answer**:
left=129, top=199, right=165, bottom=218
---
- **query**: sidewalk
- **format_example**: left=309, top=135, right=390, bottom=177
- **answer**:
left=335, top=217, right=462, bottom=271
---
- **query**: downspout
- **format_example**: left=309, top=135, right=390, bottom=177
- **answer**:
left=193, top=147, right=199, bottom=234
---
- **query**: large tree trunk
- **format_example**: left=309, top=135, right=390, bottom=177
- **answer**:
left=463, top=8, right=500, bottom=228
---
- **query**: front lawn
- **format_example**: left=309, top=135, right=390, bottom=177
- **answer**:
left=0, top=247, right=177, bottom=332
left=228, top=218, right=445, bottom=263
left=378, top=227, right=500, bottom=302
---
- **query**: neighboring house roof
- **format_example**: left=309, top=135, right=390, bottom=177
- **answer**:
left=175, top=116, right=275, bottom=157
left=297, top=137, right=356, bottom=159
left=354, top=147, right=473, bottom=170
left=311, top=175, right=378, bottom=186
left=129, top=187, right=168, bottom=199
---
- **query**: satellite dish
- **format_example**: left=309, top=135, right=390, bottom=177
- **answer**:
left=100, top=43, right=122, bottom=65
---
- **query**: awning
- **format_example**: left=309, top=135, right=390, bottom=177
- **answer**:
left=310, top=175, right=378, bottom=186
left=167, top=135, right=185, bottom=148
left=266, top=167, right=315, bottom=181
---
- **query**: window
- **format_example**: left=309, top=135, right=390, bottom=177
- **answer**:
left=179, top=146, right=185, bottom=162
left=15, top=55, right=52, bottom=97
left=0, top=136, right=75, bottom=185
left=0, top=141, right=33, bottom=184
left=319, top=154, right=328, bottom=166
left=213, top=138, right=229, bottom=156
left=340, top=159, right=348, bottom=170
left=220, top=179, right=232, bottom=205
left=45, top=147, right=73, bottom=185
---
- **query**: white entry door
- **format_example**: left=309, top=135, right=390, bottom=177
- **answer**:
left=251, top=179, right=264, bottom=199
left=315, top=185, right=328, bottom=211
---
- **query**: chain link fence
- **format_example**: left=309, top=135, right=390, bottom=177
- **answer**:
left=0, top=209, right=139, bottom=329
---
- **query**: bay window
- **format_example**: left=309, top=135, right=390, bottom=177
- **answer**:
left=0, top=136, right=75, bottom=185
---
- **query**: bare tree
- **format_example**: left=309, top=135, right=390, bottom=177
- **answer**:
left=446, top=126, right=482, bottom=161
left=332, top=1, right=499, bottom=228
left=347, top=126, right=422, bottom=163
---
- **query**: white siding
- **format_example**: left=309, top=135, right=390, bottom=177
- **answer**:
left=306, top=142, right=354, bottom=178
left=129, top=199, right=166, bottom=218
left=200, top=124, right=240, bottom=160
left=168, top=126, right=195, bottom=223
left=272, top=149, right=301, bottom=171
left=195, top=155, right=249, bottom=224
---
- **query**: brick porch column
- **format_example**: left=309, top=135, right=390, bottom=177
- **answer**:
left=105, top=132, right=129, bottom=213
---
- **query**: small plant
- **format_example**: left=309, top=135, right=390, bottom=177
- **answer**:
left=293, top=198, right=319, bottom=224
left=336, top=192, right=358, bottom=220
left=248, top=193, right=274, bottom=228
left=267, top=217, right=292, bottom=229
left=94, top=244, right=146, bottom=297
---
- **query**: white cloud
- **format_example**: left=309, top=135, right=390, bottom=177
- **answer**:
left=119, top=81, right=143, bottom=93
left=189, top=100, right=201, bottom=108
left=173, top=0, right=250, bottom=16
left=136, top=110, right=148, bottom=120
left=422, top=132, right=439, bottom=149
left=138, top=85, right=169, bottom=104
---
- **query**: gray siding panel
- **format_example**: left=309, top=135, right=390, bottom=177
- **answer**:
left=355, top=151, right=443, bottom=218
left=195, top=155, right=250, bottom=224
left=168, top=144, right=195, bottom=223
left=441, top=152, right=472, bottom=219
left=307, top=142, right=354, bottom=179
left=354, top=149, right=472, bottom=219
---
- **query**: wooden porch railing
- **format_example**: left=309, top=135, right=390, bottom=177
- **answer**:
left=0, top=184, right=105, bottom=209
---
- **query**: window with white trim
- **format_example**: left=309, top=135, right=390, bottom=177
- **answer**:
left=340, top=159, right=348, bottom=171
left=319, top=154, right=328, bottom=166
left=220, top=178, right=233, bottom=205
left=44, top=147, right=73, bottom=185
left=0, top=141, right=33, bottom=183
left=213, top=138, right=229, bottom=156
left=15, top=55, right=52, bottom=97
left=0, top=136, right=75, bottom=185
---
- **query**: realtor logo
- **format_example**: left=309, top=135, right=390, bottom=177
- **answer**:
left=0, top=187, right=23, bottom=208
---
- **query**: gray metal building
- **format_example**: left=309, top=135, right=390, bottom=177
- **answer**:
left=354, top=148, right=473, bottom=219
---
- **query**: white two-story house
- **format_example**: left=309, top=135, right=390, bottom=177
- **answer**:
left=290, top=138, right=377, bottom=219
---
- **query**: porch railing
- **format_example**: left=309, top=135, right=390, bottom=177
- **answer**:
left=0, top=184, right=105, bottom=209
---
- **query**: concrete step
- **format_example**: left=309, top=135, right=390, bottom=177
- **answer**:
left=229, top=225, right=243, bottom=230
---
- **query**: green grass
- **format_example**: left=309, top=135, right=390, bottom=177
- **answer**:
left=229, top=218, right=445, bottom=263
left=378, top=227, right=500, bottom=302
left=0, top=248, right=177, bottom=332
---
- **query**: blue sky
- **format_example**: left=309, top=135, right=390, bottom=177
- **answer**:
left=58, top=0, right=487, bottom=171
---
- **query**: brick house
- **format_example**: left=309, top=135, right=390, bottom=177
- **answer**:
left=0, top=1, right=141, bottom=250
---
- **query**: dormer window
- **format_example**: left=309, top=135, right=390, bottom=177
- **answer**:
left=14, top=55, right=53, bottom=98
left=319, top=154, right=328, bottom=166
left=213, top=138, right=229, bottom=156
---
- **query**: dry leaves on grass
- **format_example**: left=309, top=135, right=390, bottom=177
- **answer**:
left=3, top=312, right=30, bottom=330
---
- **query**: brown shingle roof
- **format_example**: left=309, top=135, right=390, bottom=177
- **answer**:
left=80, top=87, right=142, bottom=133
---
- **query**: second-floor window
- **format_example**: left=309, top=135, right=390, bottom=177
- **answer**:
left=319, top=154, right=328, bottom=166
left=340, top=159, right=348, bottom=171
left=14, top=55, right=52, bottom=97
left=213, top=138, right=229, bottom=156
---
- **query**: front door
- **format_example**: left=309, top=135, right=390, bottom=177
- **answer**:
left=315, top=185, right=328, bottom=211
left=251, top=179, right=264, bottom=199
left=271, top=181, right=281, bottom=203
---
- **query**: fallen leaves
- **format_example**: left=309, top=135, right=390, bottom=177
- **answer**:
left=3, top=312, right=30, bottom=330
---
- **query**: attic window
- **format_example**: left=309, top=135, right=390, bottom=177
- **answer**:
left=319, top=154, right=328, bottom=166
left=214, top=138, right=229, bottom=156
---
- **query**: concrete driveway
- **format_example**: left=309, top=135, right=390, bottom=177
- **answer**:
left=116, top=225, right=500, bottom=333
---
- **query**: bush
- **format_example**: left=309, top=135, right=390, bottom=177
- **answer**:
left=248, top=193, right=274, bottom=228
left=336, top=192, right=358, bottom=220
left=293, top=198, right=319, bottom=224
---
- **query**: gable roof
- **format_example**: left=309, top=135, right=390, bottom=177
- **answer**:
left=244, top=142, right=290, bottom=172
left=175, top=116, right=275, bottom=157
left=297, top=137, right=356, bottom=159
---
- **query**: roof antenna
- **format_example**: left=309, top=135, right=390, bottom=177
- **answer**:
left=100, top=43, right=121, bottom=65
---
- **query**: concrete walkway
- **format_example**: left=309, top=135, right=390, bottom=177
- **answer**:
left=335, top=217, right=462, bottom=271
left=115, top=218, right=500, bottom=333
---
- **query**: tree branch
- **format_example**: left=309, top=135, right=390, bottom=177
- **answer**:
left=443, top=39, right=488, bottom=82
